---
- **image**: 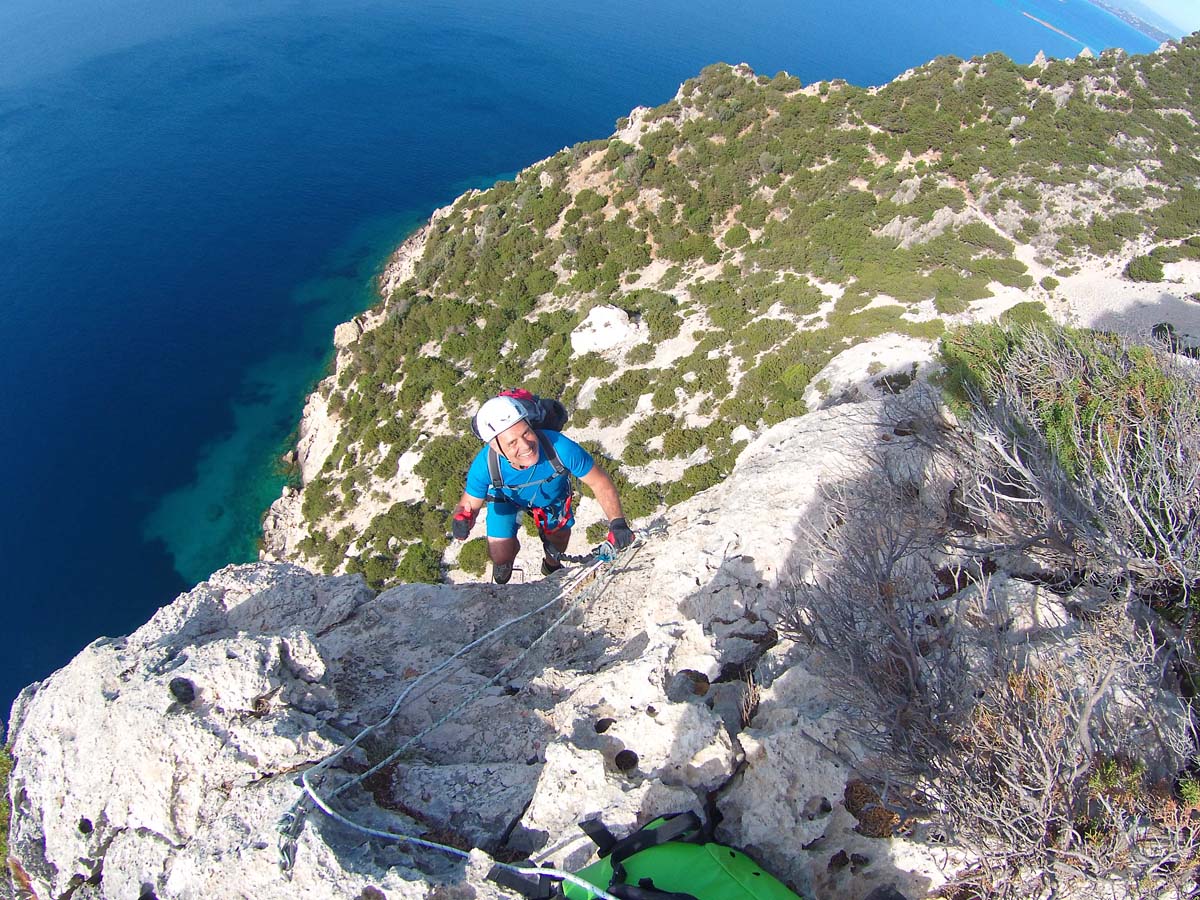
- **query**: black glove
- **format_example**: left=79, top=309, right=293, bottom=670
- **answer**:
left=607, top=517, right=635, bottom=550
left=452, top=509, right=476, bottom=541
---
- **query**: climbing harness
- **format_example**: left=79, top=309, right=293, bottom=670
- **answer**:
left=530, top=494, right=572, bottom=535
left=484, top=426, right=578, bottom=559
left=277, top=523, right=666, bottom=885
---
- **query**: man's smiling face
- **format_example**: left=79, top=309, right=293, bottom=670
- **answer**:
left=494, top=421, right=539, bottom=469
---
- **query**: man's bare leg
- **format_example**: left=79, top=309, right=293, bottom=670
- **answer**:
left=488, top=537, right=519, bottom=584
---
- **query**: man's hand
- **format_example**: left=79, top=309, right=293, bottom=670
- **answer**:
left=452, top=508, right=477, bottom=540
left=607, top=517, right=635, bottom=550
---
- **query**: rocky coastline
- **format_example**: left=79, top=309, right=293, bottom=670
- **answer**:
left=259, top=215, right=442, bottom=566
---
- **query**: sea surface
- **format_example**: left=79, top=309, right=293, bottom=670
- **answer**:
left=0, top=0, right=1158, bottom=717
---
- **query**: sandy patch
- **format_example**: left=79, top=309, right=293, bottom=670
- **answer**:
left=1054, top=257, right=1200, bottom=340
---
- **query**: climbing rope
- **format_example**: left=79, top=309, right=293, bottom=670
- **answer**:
left=277, top=525, right=664, bottom=889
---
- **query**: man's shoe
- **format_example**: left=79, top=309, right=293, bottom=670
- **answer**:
left=492, top=562, right=513, bottom=585
left=540, top=557, right=563, bottom=576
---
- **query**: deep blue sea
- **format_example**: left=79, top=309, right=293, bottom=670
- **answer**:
left=0, top=0, right=1157, bottom=717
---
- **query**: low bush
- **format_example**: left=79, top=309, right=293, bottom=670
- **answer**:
left=395, top=542, right=443, bottom=584
left=457, top=538, right=490, bottom=576
left=413, top=435, right=481, bottom=510
left=940, top=322, right=1200, bottom=599
left=999, top=300, right=1052, bottom=328
left=625, top=342, right=655, bottom=365
left=724, top=223, right=750, bottom=247
left=1126, top=254, right=1164, bottom=282
left=664, top=460, right=725, bottom=505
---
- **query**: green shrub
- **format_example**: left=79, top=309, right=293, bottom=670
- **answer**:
left=457, top=538, right=490, bottom=576
left=934, top=293, right=970, bottom=316
left=724, top=223, right=751, bottom=247
left=661, top=426, right=704, bottom=458
left=1152, top=187, right=1200, bottom=240
left=360, top=501, right=449, bottom=557
left=395, top=542, right=443, bottom=584
left=939, top=323, right=1023, bottom=404
left=664, top=460, right=725, bottom=505
left=588, top=368, right=654, bottom=423
left=572, top=352, right=617, bottom=381
left=626, top=342, right=655, bottom=365
left=574, top=188, right=607, bottom=214
left=1179, top=777, right=1200, bottom=807
left=1000, top=300, right=1053, bottom=328
left=658, top=266, right=683, bottom=290
left=1040, top=275, right=1059, bottom=291
left=1125, top=254, right=1164, bottom=282
left=413, top=434, right=481, bottom=510
left=616, top=290, right=683, bottom=342
left=300, top=478, right=339, bottom=524
left=941, top=323, right=1194, bottom=480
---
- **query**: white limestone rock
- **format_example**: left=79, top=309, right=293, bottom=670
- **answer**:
left=569, top=305, right=647, bottom=357
left=718, top=649, right=966, bottom=900
left=11, top=393, right=1192, bottom=900
left=803, top=335, right=936, bottom=411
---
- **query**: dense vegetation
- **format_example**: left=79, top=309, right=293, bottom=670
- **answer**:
left=779, top=322, right=1199, bottom=895
left=287, top=36, right=1200, bottom=585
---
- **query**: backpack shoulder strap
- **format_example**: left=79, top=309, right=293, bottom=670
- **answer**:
left=579, top=818, right=618, bottom=857
left=537, top=430, right=567, bottom=477
left=487, top=446, right=503, bottom=497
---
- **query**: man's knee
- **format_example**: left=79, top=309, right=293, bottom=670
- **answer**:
left=488, top=537, right=519, bottom=565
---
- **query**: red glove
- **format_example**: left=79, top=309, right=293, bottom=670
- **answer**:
left=452, top=509, right=477, bottom=540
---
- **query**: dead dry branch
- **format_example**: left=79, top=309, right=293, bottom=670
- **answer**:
left=775, top=419, right=1198, bottom=897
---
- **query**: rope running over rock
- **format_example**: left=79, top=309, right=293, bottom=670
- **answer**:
left=278, top=528, right=662, bottom=895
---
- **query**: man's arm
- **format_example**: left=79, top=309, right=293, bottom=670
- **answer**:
left=579, top=465, right=624, bottom=522
left=455, top=492, right=485, bottom=516
left=580, top=465, right=634, bottom=548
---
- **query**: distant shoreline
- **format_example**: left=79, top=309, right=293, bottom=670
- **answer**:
left=1022, top=10, right=1087, bottom=48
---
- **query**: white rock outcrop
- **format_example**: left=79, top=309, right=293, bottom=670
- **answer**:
left=569, top=305, right=648, bottom=357
left=803, top=334, right=937, bottom=411
left=10, top=400, right=952, bottom=900
left=10, top=394, right=1187, bottom=900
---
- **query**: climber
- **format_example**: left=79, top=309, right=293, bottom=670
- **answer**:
left=451, top=394, right=634, bottom=584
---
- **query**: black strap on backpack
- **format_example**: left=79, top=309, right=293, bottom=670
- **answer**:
left=579, top=818, right=618, bottom=857
left=571, top=811, right=709, bottom=900
left=610, top=885, right=699, bottom=900
left=486, top=430, right=568, bottom=506
left=606, top=812, right=705, bottom=874
left=489, top=861, right=556, bottom=900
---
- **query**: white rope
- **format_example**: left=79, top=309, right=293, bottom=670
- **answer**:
left=301, top=553, right=607, bottom=793
left=279, top=533, right=657, bottom=890
left=312, top=554, right=608, bottom=800
left=303, top=782, right=623, bottom=900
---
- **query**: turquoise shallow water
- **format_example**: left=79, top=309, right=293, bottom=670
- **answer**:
left=0, top=0, right=1158, bottom=714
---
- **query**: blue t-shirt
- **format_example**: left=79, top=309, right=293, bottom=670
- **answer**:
left=465, top=430, right=594, bottom=510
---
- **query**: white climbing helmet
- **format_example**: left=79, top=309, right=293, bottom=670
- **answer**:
left=472, top=395, right=528, bottom=443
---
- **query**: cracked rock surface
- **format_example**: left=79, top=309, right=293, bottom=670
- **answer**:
left=10, top=398, right=1148, bottom=900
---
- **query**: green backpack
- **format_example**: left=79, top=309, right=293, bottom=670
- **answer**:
left=497, top=811, right=806, bottom=900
